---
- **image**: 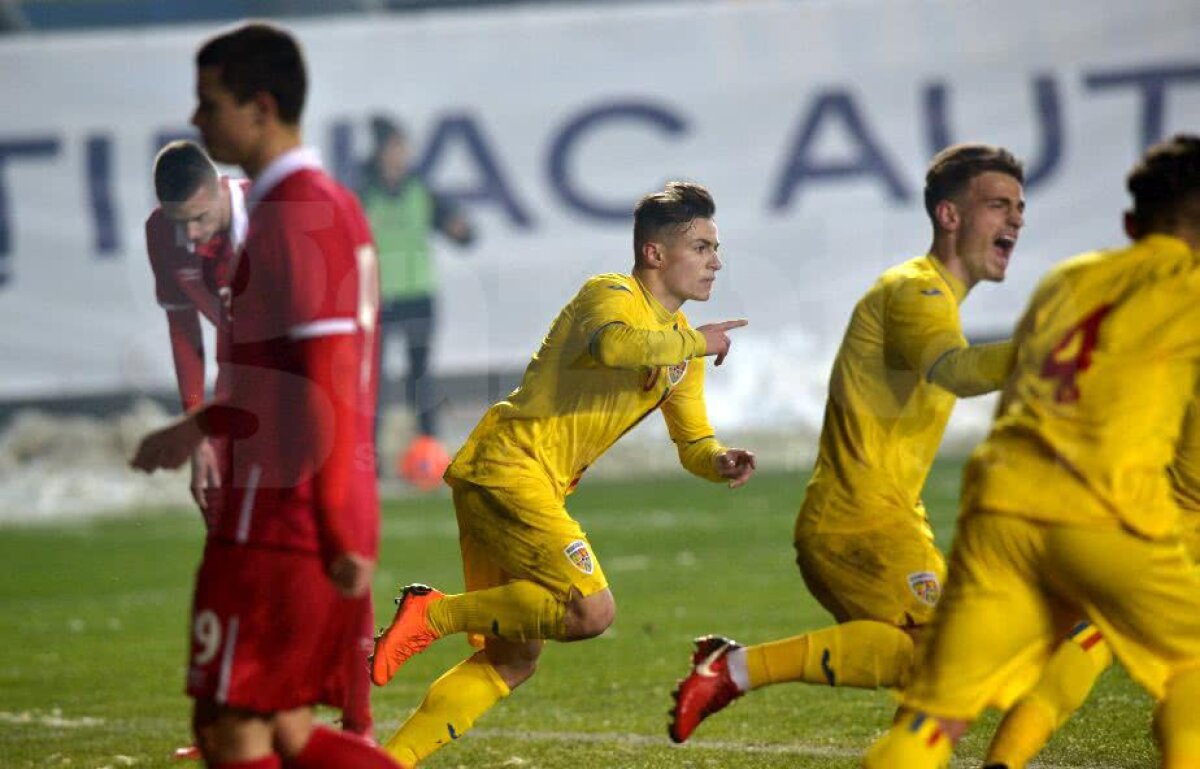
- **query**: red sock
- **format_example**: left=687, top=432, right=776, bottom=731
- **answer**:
left=211, top=758, right=281, bottom=769
left=286, top=726, right=403, bottom=769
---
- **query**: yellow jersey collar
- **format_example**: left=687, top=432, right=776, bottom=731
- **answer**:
left=632, top=274, right=679, bottom=325
left=925, top=254, right=969, bottom=305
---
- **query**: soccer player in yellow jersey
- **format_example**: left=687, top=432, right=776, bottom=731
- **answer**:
left=669, top=144, right=1025, bottom=742
left=981, top=207, right=1200, bottom=769
left=864, top=134, right=1200, bottom=769
left=368, top=181, right=757, bottom=768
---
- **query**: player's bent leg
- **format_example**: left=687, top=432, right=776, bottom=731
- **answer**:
left=423, top=579, right=572, bottom=644
left=747, top=620, right=916, bottom=691
left=191, top=699, right=277, bottom=766
left=383, top=649, right=515, bottom=767
left=862, top=709, right=960, bottom=769
left=562, top=587, right=615, bottom=640
left=668, top=620, right=915, bottom=744
left=985, top=623, right=1113, bottom=769
left=1156, top=665, right=1200, bottom=769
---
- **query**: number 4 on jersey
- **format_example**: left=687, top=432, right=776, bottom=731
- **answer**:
left=1039, top=305, right=1111, bottom=404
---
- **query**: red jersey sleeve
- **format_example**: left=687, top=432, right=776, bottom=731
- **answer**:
left=145, top=210, right=197, bottom=311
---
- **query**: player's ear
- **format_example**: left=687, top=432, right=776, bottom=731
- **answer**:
left=641, top=241, right=664, bottom=268
left=1123, top=211, right=1139, bottom=240
left=251, top=90, right=276, bottom=125
left=934, top=199, right=959, bottom=231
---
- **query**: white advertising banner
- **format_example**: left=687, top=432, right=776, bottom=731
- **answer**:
left=0, top=0, right=1198, bottom=425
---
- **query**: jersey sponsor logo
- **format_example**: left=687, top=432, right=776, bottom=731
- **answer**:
left=907, top=571, right=941, bottom=607
left=668, top=360, right=688, bottom=386
left=606, top=284, right=632, bottom=293
left=920, top=288, right=942, bottom=296
left=564, top=539, right=594, bottom=574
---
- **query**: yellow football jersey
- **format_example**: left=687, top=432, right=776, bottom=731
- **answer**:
left=965, top=235, right=1200, bottom=538
left=447, top=273, right=726, bottom=500
left=1172, top=399, right=1200, bottom=560
left=1172, top=399, right=1200, bottom=515
left=800, top=254, right=970, bottom=534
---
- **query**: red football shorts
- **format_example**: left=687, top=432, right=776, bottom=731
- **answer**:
left=185, top=539, right=369, bottom=714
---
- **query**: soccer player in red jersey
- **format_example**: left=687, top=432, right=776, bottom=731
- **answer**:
left=132, top=22, right=401, bottom=769
left=146, top=140, right=247, bottom=528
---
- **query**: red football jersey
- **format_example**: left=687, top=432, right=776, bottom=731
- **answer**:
left=215, top=149, right=380, bottom=559
left=145, top=176, right=249, bottom=399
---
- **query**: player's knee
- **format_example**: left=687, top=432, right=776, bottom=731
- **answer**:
left=192, top=701, right=273, bottom=761
left=484, top=642, right=542, bottom=688
left=564, top=589, right=615, bottom=640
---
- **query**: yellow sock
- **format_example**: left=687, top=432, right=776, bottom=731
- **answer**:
left=863, top=709, right=953, bottom=769
left=744, top=620, right=914, bottom=691
left=383, top=653, right=511, bottom=766
left=426, top=580, right=567, bottom=642
left=1157, top=666, right=1200, bottom=769
left=986, top=622, right=1112, bottom=768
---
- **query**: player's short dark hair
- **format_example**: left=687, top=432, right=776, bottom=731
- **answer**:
left=196, top=22, right=307, bottom=125
left=1126, top=134, right=1200, bottom=234
left=153, top=140, right=218, bottom=204
left=633, top=182, right=716, bottom=258
left=924, top=144, right=1024, bottom=223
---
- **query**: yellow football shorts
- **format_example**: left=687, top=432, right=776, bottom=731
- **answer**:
left=904, top=511, right=1200, bottom=719
left=794, top=515, right=946, bottom=628
left=450, top=479, right=610, bottom=602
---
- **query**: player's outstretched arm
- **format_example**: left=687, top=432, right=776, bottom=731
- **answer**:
left=926, top=340, right=1015, bottom=397
left=130, top=403, right=256, bottom=473
left=695, top=319, right=748, bottom=366
left=591, top=323, right=708, bottom=369
left=714, top=448, right=756, bottom=488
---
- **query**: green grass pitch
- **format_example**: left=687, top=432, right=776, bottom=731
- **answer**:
left=0, top=460, right=1159, bottom=767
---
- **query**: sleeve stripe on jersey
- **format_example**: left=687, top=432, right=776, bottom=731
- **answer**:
left=588, top=321, right=625, bottom=360
left=159, top=301, right=195, bottom=311
left=289, top=318, right=358, bottom=340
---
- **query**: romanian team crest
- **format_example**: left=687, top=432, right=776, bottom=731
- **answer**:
left=564, top=540, right=594, bottom=575
left=667, top=360, right=688, bottom=386
left=907, top=571, right=941, bottom=607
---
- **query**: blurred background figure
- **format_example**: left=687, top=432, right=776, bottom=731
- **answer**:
left=359, top=114, right=475, bottom=488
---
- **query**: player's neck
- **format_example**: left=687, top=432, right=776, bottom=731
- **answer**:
left=242, top=128, right=303, bottom=180
left=929, top=239, right=977, bottom=294
left=632, top=268, right=685, bottom=314
left=1155, top=223, right=1200, bottom=253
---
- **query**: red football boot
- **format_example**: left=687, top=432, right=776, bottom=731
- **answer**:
left=370, top=584, right=445, bottom=686
left=668, top=634, right=745, bottom=743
